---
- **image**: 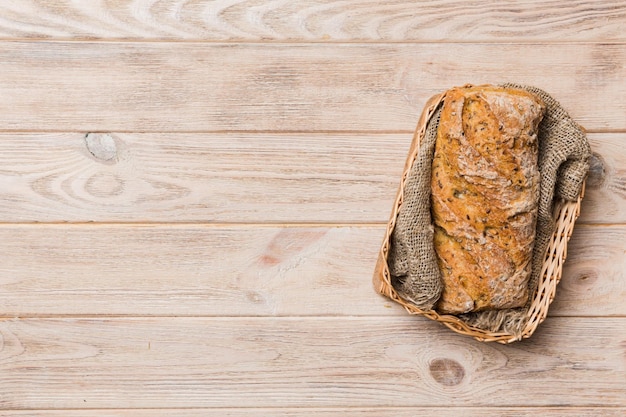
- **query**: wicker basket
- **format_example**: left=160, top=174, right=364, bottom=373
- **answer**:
left=373, top=91, right=585, bottom=344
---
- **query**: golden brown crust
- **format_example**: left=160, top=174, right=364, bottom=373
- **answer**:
left=432, top=85, right=545, bottom=314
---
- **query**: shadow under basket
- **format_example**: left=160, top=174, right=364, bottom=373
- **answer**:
left=372, top=91, right=585, bottom=344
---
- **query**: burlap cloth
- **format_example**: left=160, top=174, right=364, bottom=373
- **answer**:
left=388, top=84, right=591, bottom=336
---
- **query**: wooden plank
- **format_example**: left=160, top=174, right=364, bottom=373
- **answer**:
left=0, top=132, right=405, bottom=223
left=0, top=225, right=386, bottom=316
left=0, top=408, right=624, bottom=416
left=0, top=224, right=623, bottom=317
left=0, top=42, right=624, bottom=132
left=0, top=317, right=624, bottom=408
left=0, top=132, right=620, bottom=223
left=580, top=133, right=626, bottom=224
left=554, top=224, right=626, bottom=316
left=0, top=0, right=624, bottom=42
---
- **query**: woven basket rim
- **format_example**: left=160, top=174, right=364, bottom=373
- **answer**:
left=373, top=88, right=585, bottom=344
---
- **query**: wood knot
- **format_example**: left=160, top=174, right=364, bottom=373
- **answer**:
left=246, top=290, right=266, bottom=304
left=85, top=133, right=118, bottom=162
left=429, top=358, right=465, bottom=386
left=586, top=152, right=606, bottom=188
left=575, top=269, right=598, bottom=286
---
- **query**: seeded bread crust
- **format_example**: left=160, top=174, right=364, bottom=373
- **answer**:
left=431, top=85, right=545, bottom=314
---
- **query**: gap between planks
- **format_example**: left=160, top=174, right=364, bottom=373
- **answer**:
left=0, top=221, right=386, bottom=228
left=1, top=406, right=625, bottom=413
left=4, top=38, right=626, bottom=45
left=1, top=314, right=624, bottom=320
left=0, top=221, right=621, bottom=227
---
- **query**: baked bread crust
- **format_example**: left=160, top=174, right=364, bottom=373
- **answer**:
left=431, top=85, right=545, bottom=314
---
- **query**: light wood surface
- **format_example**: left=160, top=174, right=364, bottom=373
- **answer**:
left=1, top=409, right=625, bottom=417
left=0, top=0, right=624, bottom=41
left=1, top=317, right=625, bottom=409
left=0, top=1, right=624, bottom=415
left=1, top=42, right=625, bottom=132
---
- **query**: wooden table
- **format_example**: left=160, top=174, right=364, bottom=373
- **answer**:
left=0, top=1, right=624, bottom=415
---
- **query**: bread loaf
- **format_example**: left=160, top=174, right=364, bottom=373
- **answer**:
left=431, top=85, right=545, bottom=314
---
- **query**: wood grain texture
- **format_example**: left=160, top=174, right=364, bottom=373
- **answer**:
left=0, top=132, right=405, bottom=223
left=0, top=317, right=624, bottom=409
left=0, top=42, right=624, bottom=132
left=0, top=132, right=619, bottom=224
left=0, top=0, right=624, bottom=41
left=0, top=225, right=386, bottom=316
left=0, top=1, right=623, bottom=414
left=1, top=408, right=624, bottom=417
left=580, top=133, right=626, bottom=223
left=0, top=224, right=622, bottom=317
left=555, top=225, right=626, bottom=316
